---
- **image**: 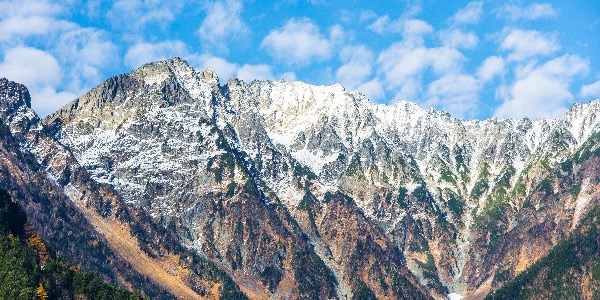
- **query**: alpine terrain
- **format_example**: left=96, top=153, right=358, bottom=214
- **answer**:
left=1, top=57, right=599, bottom=299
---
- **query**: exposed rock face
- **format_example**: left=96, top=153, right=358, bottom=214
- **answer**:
left=0, top=77, right=246, bottom=299
left=1, top=57, right=600, bottom=299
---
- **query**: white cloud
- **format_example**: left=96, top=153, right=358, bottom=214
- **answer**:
left=477, top=56, right=505, bottom=83
left=261, top=18, right=332, bottom=65
left=0, top=0, right=74, bottom=41
left=377, top=42, right=464, bottom=99
left=501, top=29, right=560, bottom=61
left=368, top=17, right=434, bottom=47
left=56, top=28, right=117, bottom=91
left=198, top=0, right=249, bottom=51
left=497, top=3, right=557, bottom=21
left=359, top=10, right=377, bottom=22
left=438, top=29, right=478, bottom=49
left=33, top=87, right=78, bottom=117
left=428, top=47, right=465, bottom=75
left=494, top=55, right=589, bottom=119
left=358, top=78, right=385, bottom=101
left=403, top=19, right=434, bottom=46
left=124, top=40, right=189, bottom=69
left=0, top=16, right=73, bottom=41
left=0, top=0, right=62, bottom=17
left=108, top=0, right=183, bottom=30
left=335, top=45, right=384, bottom=100
left=452, top=1, right=484, bottom=24
left=368, top=15, right=403, bottom=34
left=377, top=45, right=429, bottom=91
left=0, top=46, right=76, bottom=116
left=336, top=46, right=374, bottom=88
left=0, top=46, right=62, bottom=89
left=191, top=54, right=237, bottom=81
left=191, top=54, right=292, bottom=83
left=581, top=80, right=600, bottom=99
left=425, top=74, right=481, bottom=118
left=280, top=72, right=297, bottom=81
left=236, top=64, right=274, bottom=82
left=191, top=54, right=238, bottom=81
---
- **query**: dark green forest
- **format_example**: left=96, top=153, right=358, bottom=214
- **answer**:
left=0, top=188, right=147, bottom=300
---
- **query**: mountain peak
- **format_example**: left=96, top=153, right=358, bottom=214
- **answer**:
left=201, top=67, right=219, bottom=87
left=0, top=78, right=39, bottom=133
left=0, top=78, right=32, bottom=111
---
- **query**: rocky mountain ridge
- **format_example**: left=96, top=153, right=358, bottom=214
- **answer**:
left=1, top=57, right=599, bottom=299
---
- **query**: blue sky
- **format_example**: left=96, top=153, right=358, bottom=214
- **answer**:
left=1, top=0, right=600, bottom=119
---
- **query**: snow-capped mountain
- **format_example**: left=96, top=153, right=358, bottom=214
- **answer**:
left=2, top=57, right=599, bottom=299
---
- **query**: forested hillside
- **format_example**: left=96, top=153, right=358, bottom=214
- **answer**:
left=487, top=205, right=600, bottom=299
left=0, top=189, right=147, bottom=300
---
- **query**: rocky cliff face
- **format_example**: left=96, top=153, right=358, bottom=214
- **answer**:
left=2, top=57, right=599, bottom=299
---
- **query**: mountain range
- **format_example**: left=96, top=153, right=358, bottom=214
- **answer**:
left=1, top=57, right=599, bottom=299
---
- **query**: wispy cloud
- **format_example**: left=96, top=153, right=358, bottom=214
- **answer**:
left=451, top=1, right=484, bottom=25
left=438, top=29, right=478, bottom=49
left=496, top=3, right=558, bottom=21
left=124, top=40, right=189, bottom=69
left=108, top=0, right=184, bottom=31
left=580, top=80, right=600, bottom=99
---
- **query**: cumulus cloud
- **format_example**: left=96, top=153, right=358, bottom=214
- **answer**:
left=501, top=29, right=560, bottom=61
left=198, top=0, right=249, bottom=51
left=425, top=74, right=481, bottom=118
left=124, top=40, right=189, bottom=69
left=580, top=80, right=600, bottom=99
left=494, top=55, right=589, bottom=119
left=477, top=56, right=505, bottom=83
left=452, top=1, right=484, bottom=24
left=438, top=29, right=478, bottom=49
left=496, top=3, right=557, bottom=21
left=261, top=18, right=332, bottom=66
left=0, top=46, right=76, bottom=116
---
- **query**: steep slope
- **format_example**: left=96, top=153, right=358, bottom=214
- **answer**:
left=43, top=59, right=432, bottom=299
left=487, top=204, right=600, bottom=300
left=0, top=77, right=247, bottom=299
left=0, top=188, right=148, bottom=299
left=42, top=57, right=600, bottom=299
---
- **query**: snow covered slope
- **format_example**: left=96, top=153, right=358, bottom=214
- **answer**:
left=42, top=58, right=600, bottom=299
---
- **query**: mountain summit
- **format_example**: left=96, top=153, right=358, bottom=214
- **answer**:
left=1, top=57, right=599, bottom=299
